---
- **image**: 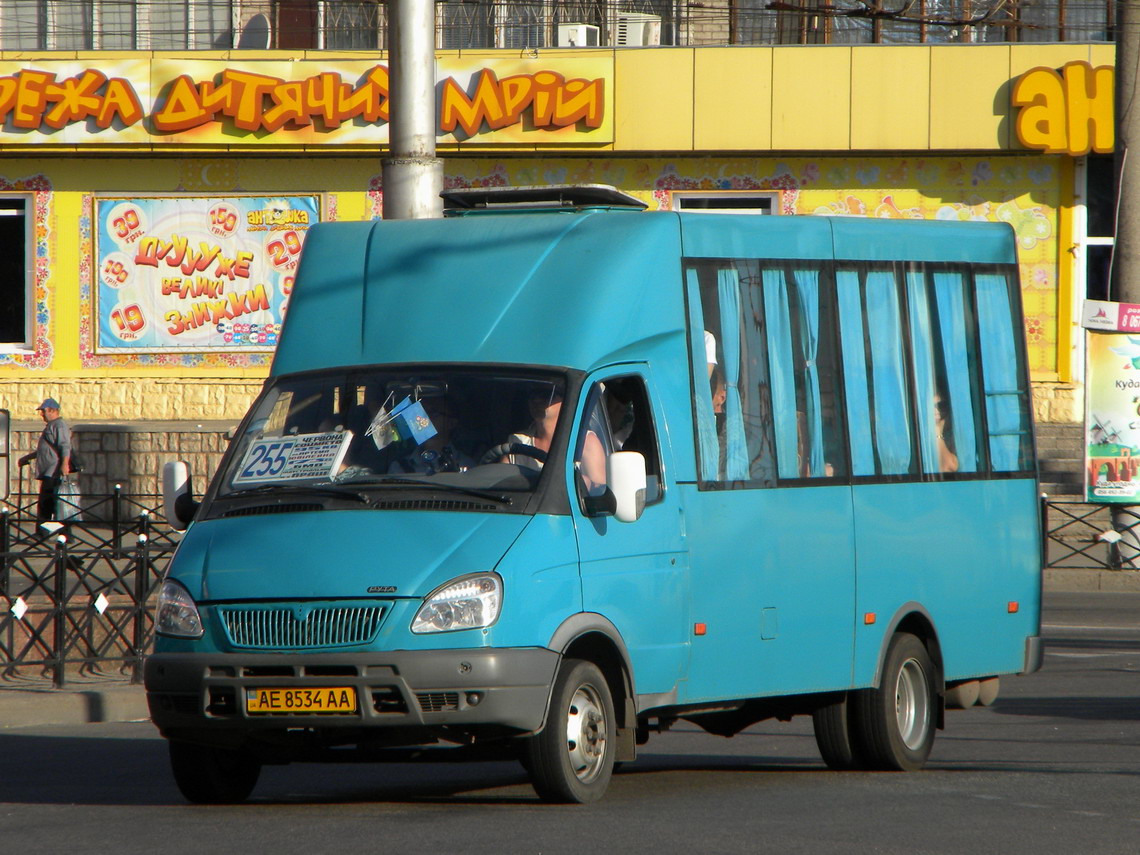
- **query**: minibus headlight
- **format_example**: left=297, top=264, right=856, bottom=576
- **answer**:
left=156, top=579, right=204, bottom=639
left=411, top=573, right=502, bottom=634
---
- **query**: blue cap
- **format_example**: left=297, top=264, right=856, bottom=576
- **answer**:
left=36, top=398, right=60, bottom=411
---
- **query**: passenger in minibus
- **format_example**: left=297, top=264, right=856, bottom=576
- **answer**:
left=934, top=394, right=959, bottom=473
left=389, top=396, right=474, bottom=475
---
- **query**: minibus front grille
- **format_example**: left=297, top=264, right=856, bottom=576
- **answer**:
left=219, top=606, right=385, bottom=649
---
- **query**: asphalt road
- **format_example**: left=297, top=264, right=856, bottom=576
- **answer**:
left=0, top=591, right=1137, bottom=855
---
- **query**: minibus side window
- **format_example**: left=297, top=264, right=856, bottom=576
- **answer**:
left=837, top=266, right=916, bottom=478
left=905, top=266, right=984, bottom=475
left=686, top=261, right=779, bottom=487
left=975, top=270, right=1033, bottom=472
left=758, top=263, right=847, bottom=481
left=686, top=258, right=843, bottom=487
left=575, top=377, right=664, bottom=510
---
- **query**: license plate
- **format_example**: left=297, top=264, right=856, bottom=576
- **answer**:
left=245, top=686, right=357, bottom=715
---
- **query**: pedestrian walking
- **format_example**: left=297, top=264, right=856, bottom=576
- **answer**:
left=18, top=397, right=71, bottom=523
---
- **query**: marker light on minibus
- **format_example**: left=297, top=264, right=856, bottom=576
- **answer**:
left=156, top=579, right=205, bottom=638
left=411, top=573, right=502, bottom=634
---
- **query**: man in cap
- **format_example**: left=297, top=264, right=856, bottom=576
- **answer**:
left=18, top=397, right=71, bottom=523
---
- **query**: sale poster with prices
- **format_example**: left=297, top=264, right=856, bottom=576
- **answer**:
left=94, top=194, right=321, bottom=351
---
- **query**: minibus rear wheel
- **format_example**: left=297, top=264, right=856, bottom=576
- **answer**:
left=525, top=658, right=616, bottom=803
left=851, top=632, right=936, bottom=771
left=812, top=693, right=861, bottom=770
left=168, top=739, right=261, bottom=804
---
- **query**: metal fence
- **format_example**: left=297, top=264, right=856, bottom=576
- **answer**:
left=0, top=487, right=178, bottom=687
left=1043, top=498, right=1114, bottom=570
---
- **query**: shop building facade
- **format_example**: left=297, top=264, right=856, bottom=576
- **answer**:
left=0, top=35, right=1115, bottom=493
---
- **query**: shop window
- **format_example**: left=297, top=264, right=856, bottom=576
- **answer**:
left=276, top=0, right=382, bottom=49
left=0, top=1, right=234, bottom=49
left=1082, top=155, right=1114, bottom=302
left=0, top=197, right=32, bottom=351
left=672, top=193, right=777, bottom=215
left=439, top=0, right=498, bottom=48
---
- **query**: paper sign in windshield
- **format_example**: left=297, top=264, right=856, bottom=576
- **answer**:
left=233, top=431, right=352, bottom=485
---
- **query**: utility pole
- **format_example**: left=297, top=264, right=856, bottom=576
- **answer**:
left=1110, top=0, right=1140, bottom=562
left=382, top=0, right=444, bottom=219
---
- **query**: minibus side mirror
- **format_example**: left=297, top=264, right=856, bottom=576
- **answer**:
left=608, top=451, right=647, bottom=523
left=163, top=460, right=200, bottom=532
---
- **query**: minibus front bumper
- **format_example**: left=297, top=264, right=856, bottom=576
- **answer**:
left=145, top=647, right=561, bottom=740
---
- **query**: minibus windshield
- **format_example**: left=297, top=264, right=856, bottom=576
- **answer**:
left=214, top=368, right=568, bottom=501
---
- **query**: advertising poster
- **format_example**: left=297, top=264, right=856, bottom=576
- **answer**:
left=1085, top=329, right=1140, bottom=502
left=94, top=194, right=320, bottom=351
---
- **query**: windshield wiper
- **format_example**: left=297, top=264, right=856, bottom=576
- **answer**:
left=221, top=483, right=375, bottom=506
left=337, top=475, right=511, bottom=504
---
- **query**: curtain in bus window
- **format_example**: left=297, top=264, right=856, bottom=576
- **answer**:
left=866, top=270, right=913, bottom=475
left=742, top=272, right=777, bottom=486
left=686, top=268, right=720, bottom=481
left=906, top=270, right=940, bottom=474
left=932, top=271, right=980, bottom=473
left=763, top=268, right=799, bottom=479
left=975, top=272, right=1027, bottom=471
left=718, top=268, right=749, bottom=481
left=793, top=268, right=825, bottom=478
left=837, top=270, right=875, bottom=476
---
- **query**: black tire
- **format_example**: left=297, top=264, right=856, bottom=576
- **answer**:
left=849, top=632, right=936, bottom=771
left=525, top=658, right=616, bottom=803
left=812, top=692, right=861, bottom=770
left=168, top=740, right=261, bottom=804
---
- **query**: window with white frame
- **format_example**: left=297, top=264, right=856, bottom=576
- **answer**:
left=0, top=197, right=33, bottom=351
left=671, top=192, right=778, bottom=214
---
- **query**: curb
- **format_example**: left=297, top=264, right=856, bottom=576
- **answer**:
left=0, top=684, right=149, bottom=730
left=1043, top=568, right=1140, bottom=592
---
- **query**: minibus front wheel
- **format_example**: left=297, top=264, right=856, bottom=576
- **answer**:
left=168, top=739, right=261, bottom=804
left=525, top=658, right=616, bottom=804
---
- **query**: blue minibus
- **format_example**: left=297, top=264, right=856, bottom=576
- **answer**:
left=146, top=185, right=1042, bottom=804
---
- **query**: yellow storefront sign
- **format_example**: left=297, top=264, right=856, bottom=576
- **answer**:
left=1013, top=61, right=1114, bottom=156
left=0, top=56, right=613, bottom=147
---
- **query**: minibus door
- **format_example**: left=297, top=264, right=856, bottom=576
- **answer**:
left=570, top=371, right=690, bottom=702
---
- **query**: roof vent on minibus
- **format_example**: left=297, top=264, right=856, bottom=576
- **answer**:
left=442, top=184, right=648, bottom=216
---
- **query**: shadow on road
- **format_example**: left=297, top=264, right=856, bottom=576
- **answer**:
left=990, top=696, right=1140, bottom=721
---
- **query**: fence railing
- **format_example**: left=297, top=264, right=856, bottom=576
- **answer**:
left=0, top=488, right=177, bottom=688
left=1041, top=496, right=1128, bottom=571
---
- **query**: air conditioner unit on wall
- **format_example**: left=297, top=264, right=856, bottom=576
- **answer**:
left=557, top=23, right=600, bottom=47
left=614, top=12, right=661, bottom=46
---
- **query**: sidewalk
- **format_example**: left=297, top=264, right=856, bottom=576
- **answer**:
left=2, top=568, right=1138, bottom=731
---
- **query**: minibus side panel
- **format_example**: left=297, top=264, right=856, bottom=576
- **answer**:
left=851, top=478, right=1041, bottom=686
left=681, top=484, right=857, bottom=703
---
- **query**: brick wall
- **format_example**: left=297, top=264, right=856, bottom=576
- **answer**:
left=682, top=1, right=732, bottom=44
left=1, top=379, right=263, bottom=423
